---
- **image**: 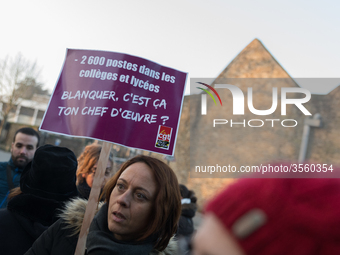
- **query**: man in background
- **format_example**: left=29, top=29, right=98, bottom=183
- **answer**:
left=0, top=127, right=40, bottom=208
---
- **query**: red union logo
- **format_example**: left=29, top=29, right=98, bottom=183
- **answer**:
left=155, top=125, right=172, bottom=150
left=200, top=84, right=312, bottom=116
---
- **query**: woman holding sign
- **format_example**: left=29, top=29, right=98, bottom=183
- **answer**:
left=25, top=155, right=181, bottom=255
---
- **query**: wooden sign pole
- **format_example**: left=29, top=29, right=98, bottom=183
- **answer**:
left=74, top=141, right=112, bottom=255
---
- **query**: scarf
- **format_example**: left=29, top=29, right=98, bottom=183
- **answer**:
left=86, top=203, right=155, bottom=255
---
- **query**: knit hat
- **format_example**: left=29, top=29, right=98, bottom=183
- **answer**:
left=205, top=169, right=340, bottom=254
left=20, top=144, right=78, bottom=202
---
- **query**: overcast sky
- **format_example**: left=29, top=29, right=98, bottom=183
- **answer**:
left=1, top=0, right=339, bottom=95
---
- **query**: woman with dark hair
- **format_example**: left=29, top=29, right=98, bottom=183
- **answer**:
left=25, top=155, right=181, bottom=255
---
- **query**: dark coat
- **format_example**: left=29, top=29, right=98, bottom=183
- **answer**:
left=177, top=203, right=197, bottom=236
left=0, top=193, right=66, bottom=255
left=25, top=198, right=178, bottom=255
left=0, top=159, right=23, bottom=208
left=24, top=216, right=79, bottom=255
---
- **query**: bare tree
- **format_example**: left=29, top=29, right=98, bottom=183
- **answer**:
left=17, top=77, right=49, bottom=99
left=0, top=53, right=45, bottom=135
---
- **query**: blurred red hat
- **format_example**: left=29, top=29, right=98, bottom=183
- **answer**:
left=205, top=164, right=340, bottom=255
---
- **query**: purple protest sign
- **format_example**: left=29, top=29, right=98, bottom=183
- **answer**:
left=40, top=49, right=187, bottom=156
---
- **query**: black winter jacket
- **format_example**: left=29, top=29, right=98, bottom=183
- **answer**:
left=0, top=193, right=67, bottom=255
left=177, top=203, right=197, bottom=236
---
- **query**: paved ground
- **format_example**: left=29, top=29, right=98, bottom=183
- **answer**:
left=193, top=212, right=203, bottom=230
left=0, top=149, right=10, bottom=162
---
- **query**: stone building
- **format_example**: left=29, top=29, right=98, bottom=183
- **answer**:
left=167, top=38, right=340, bottom=209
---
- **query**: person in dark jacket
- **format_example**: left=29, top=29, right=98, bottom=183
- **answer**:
left=177, top=184, right=197, bottom=254
left=25, top=155, right=182, bottom=255
left=0, top=144, right=79, bottom=255
left=0, top=127, right=40, bottom=208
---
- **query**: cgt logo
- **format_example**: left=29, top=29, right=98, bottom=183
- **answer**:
left=199, top=83, right=312, bottom=116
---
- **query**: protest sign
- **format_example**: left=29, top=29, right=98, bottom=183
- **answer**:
left=40, top=49, right=187, bottom=155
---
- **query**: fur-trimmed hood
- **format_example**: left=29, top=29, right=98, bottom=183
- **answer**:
left=181, top=202, right=197, bottom=218
left=59, top=198, right=178, bottom=255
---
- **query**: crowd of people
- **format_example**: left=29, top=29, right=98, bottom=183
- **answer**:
left=1, top=127, right=340, bottom=254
